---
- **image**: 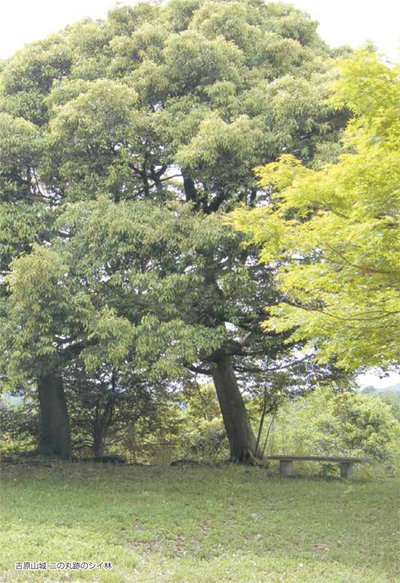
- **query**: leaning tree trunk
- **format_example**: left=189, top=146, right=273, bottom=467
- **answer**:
left=211, top=355, right=260, bottom=463
left=37, top=371, right=71, bottom=458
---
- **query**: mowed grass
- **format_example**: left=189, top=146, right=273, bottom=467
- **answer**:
left=0, top=462, right=399, bottom=583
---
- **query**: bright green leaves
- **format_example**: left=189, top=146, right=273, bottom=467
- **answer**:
left=233, top=50, right=400, bottom=370
left=330, top=49, right=400, bottom=148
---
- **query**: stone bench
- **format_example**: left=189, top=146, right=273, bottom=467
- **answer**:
left=266, top=455, right=372, bottom=479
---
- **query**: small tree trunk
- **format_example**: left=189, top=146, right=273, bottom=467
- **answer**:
left=92, top=393, right=115, bottom=457
left=211, top=355, right=259, bottom=463
left=93, top=433, right=104, bottom=457
left=37, top=372, right=71, bottom=458
left=93, top=419, right=108, bottom=457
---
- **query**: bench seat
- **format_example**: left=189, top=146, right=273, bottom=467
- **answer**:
left=266, top=455, right=372, bottom=478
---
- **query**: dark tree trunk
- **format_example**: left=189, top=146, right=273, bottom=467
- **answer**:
left=93, top=404, right=104, bottom=457
left=211, top=355, right=260, bottom=463
left=183, top=173, right=196, bottom=203
left=92, top=412, right=109, bottom=457
left=92, top=390, right=115, bottom=457
left=93, top=430, right=104, bottom=457
left=37, top=372, right=71, bottom=458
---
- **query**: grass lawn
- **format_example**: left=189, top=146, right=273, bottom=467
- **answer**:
left=0, top=462, right=399, bottom=583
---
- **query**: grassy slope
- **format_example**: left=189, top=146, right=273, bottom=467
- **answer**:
left=0, top=463, right=399, bottom=583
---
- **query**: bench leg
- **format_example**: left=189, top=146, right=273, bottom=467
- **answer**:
left=340, top=462, right=354, bottom=479
left=280, top=460, right=294, bottom=477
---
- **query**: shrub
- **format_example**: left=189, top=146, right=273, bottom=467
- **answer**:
left=263, top=388, right=400, bottom=472
left=0, top=395, right=39, bottom=455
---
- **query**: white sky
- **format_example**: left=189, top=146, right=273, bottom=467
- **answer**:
left=357, top=372, right=400, bottom=391
left=0, top=0, right=399, bottom=389
left=0, top=0, right=399, bottom=60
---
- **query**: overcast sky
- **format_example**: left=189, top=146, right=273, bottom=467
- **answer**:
left=0, top=0, right=399, bottom=60
left=0, top=0, right=399, bottom=388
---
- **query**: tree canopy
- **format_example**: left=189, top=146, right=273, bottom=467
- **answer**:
left=0, top=0, right=350, bottom=460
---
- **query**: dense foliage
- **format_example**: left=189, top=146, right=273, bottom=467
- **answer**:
left=0, top=0, right=354, bottom=460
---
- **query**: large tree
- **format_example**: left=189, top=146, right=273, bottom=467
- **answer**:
left=0, top=0, right=348, bottom=460
left=232, top=50, right=400, bottom=371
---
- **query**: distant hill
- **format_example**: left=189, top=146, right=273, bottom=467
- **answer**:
left=379, top=382, right=400, bottom=393
left=0, top=394, right=23, bottom=405
left=362, top=383, right=400, bottom=394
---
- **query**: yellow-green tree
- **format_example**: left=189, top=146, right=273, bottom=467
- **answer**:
left=233, top=50, right=400, bottom=370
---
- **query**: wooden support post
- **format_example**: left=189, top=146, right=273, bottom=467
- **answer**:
left=340, top=462, right=354, bottom=479
left=279, top=460, right=294, bottom=477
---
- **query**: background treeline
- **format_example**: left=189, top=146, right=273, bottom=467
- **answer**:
left=2, top=384, right=400, bottom=474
